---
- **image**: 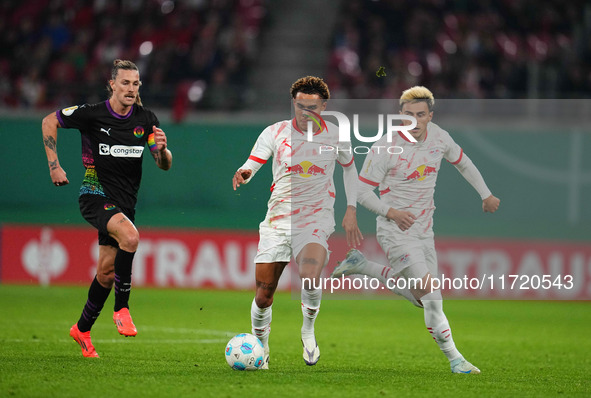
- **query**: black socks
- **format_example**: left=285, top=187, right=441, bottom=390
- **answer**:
left=77, top=276, right=111, bottom=332
left=114, top=249, right=135, bottom=312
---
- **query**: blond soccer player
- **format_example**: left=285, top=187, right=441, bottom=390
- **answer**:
left=332, top=86, right=500, bottom=374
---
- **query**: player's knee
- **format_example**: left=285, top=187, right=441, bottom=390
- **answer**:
left=255, top=293, right=273, bottom=309
left=119, top=230, right=139, bottom=252
left=299, top=265, right=322, bottom=283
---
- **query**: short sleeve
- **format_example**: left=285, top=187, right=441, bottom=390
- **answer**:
left=442, top=130, right=463, bottom=165
left=358, top=144, right=391, bottom=187
left=56, top=104, right=91, bottom=130
left=247, top=126, right=275, bottom=165
left=337, top=141, right=354, bottom=167
left=150, top=110, right=160, bottom=128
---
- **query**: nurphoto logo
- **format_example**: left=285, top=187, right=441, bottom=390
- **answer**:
left=303, top=110, right=417, bottom=155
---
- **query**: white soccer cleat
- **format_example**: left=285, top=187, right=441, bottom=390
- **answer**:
left=301, top=335, right=320, bottom=366
left=450, top=357, right=481, bottom=374
left=260, top=345, right=270, bottom=370
left=330, top=249, right=368, bottom=278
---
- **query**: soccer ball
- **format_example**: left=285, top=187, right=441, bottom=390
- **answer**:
left=225, top=333, right=265, bottom=371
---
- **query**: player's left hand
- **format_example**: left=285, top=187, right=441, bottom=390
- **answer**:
left=233, top=169, right=252, bottom=190
left=342, top=206, right=363, bottom=247
left=152, top=126, right=167, bottom=151
left=483, top=195, right=500, bottom=213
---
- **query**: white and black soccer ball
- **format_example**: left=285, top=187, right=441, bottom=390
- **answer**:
left=225, top=333, right=265, bottom=371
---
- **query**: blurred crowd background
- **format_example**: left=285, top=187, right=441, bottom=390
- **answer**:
left=0, top=0, right=266, bottom=115
left=1, top=0, right=590, bottom=116
left=327, top=0, right=591, bottom=100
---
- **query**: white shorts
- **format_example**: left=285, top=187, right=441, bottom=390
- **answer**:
left=253, top=217, right=334, bottom=264
left=377, top=234, right=438, bottom=278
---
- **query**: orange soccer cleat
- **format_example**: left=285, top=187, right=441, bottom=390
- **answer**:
left=113, top=308, right=137, bottom=337
left=69, top=324, right=99, bottom=358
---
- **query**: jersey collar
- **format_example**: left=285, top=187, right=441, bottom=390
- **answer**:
left=398, top=129, right=428, bottom=143
left=292, top=118, right=324, bottom=136
left=106, top=100, right=134, bottom=119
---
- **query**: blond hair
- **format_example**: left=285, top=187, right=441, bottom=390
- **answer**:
left=399, top=86, right=434, bottom=111
left=107, top=59, right=143, bottom=106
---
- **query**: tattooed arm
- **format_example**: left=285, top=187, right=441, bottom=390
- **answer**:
left=42, top=112, right=69, bottom=187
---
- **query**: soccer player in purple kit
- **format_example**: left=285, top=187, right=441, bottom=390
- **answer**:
left=42, top=59, right=172, bottom=358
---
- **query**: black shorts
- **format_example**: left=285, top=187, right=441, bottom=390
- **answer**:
left=79, top=194, right=135, bottom=247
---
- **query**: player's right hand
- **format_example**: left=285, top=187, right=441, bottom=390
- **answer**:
left=482, top=194, right=500, bottom=213
left=233, top=169, right=252, bottom=190
left=386, top=208, right=416, bottom=231
left=50, top=166, right=69, bottom=187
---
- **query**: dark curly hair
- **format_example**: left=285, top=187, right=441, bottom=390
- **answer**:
left=290, top=76, right=330, bottom=101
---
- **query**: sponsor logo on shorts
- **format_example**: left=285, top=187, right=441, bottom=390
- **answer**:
left=133, top=126, right=144, bottom=138
left=99, top=144, right=144, bottom=158
left=104, top=203, right=116, bottom=211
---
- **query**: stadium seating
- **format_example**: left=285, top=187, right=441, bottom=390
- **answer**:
left=0, top=0, right=267, bottom=115
left=327, top=0, right=591, bottom=99
left=1, top=0, right=589, bottom=113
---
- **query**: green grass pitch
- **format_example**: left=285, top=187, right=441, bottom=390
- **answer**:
left=0, top=285, right=589, bottom=397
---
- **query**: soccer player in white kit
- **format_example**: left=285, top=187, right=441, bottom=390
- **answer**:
left=232, top=76, right=363, bottom=368
left=331, top=86, right=500, bottom=374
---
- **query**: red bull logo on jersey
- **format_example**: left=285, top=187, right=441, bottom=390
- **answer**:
left=405, top=164, right=437, bottom=181
left=287, top=161, right=326, bottom=178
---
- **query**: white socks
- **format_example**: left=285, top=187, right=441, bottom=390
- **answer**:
left=301, top=287, right=322, bottom=340
left=421, top=290, right=461, bottom=361
left=250, top=298, right=272, bottom=348
left=251, top=287, right=322, bottom=348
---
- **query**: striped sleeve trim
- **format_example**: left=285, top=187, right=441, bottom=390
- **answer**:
left=448, top=148, right=463, bottom=165
left=359, top=175, right=379, bottom=186
left=55, top=110, right=65, bottom=128
left=338, top=157, right=355, bottom=167
left=248, top=155, right=267, bottom=164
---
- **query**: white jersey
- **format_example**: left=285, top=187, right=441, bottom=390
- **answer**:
left=241, top=119, right=354, bottom=230
left=359, top=122, right=463, bottom=240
